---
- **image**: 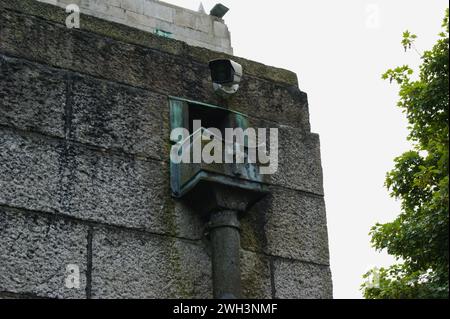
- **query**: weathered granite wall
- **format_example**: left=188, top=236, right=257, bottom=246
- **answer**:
left=36, top=0, right=233, bottom=54
left=0, top=0, right=332, bottom=299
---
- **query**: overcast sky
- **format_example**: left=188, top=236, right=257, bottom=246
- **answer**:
left=164, top=0, right=448, bottom=298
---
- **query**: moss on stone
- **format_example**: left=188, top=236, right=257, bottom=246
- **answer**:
left=159, top=166, right=193, bottom=297
left=241, top=250, right=271, bottom=298
left=240, top=217, right=264, bottom=253
left=168, top=239, right=192, bottom=298
left=0, top=0, right=298, bottom=86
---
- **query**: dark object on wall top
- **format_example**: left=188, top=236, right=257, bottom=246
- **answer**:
left=210, top=3, right=229, bottom=19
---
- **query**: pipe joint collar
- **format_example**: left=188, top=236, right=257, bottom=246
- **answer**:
left=207, top=210, right=241, bottom=231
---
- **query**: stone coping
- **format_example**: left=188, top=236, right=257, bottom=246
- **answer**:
left=0, top=0, right=299, bottom=86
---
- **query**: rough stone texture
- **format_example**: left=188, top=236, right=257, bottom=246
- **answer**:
left=91, top=226, right=272, bottom=299
left=270, top=130, right=324, bottom=195
left=58, top=143, right=168, bottom=231
left=241, top=187, right=330, bottom=266
left=70, top=74, right=169, bottom=159
left=0, top=0, right=332, bottom=299
left=0, top=53, right=170, bottom=160
left=0, top=291, right=49, bottom=299
left=273, top=259, right=333, bottom=299
left=240, top=250, right=272, bottom=299
left=0, top=207, right=88, bottom=299
left=232, top=82, right=311, bottom=131
left=0, top=8, right=209, bottom=101
left=0, top=0, right=297, bottom=86
left=0, top=5, right=303, bottom=128
left=0, top=129, right=204, bottom=239
left=0, top=54, right=66, bottom=138
left=0, top=129, right=62, bottom=214
left=91, top=227, right=211, bottom=299
left=249, top=118, right=324, bottom=194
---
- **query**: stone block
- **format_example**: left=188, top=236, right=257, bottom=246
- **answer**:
left=103, top=3, right=126, bottom=20
left=270, top=130, right=324, bottom=195
left=109, top=0, right=121, bottom=7
left=177, top=25, right=212, bottom=43
left=213, top=21, right=228, bottom=38
left=195, top=14, right=212, bottom=34
left=273, top=259, right=333, bottom=299
left=0, top=0, right=331, bottom=300
left=245, top=118, right=322, bottom=194
left=1, top=1, right=293, bottom=84
left=0, top=130, right=62, bottom=214
left=0, top=207, right=88, bottom=298
left=91, top=228, right=275, bottom=299
left=121, top=0, right=143, bottom=14
left=85, top=8, right=126, bottom=25
left=153, top=17, right=176, bottom=33
left=83, top=0, right=108, bottom=13
left=58, top=143, right=168, bottom=231
left=230, top=82, right=311, bottom=130
left=144, top=0, right=174, bottom=23
left=174, top=10, right=196, bottom=29
left=91, top=227, right=212, bottom=298
left=220, top=38, right=231, bottom=49
left=70, top=74, right=169, bottom=160
left=240, top=250, right=272, bottom=299
left=172, top=199, right=207, bottom=240
left=125, top=9, right=154, bottom=27
left=0, top=129, right=204, bottom=240
left=242, top=187, right=330, bottom=265
left=0, top=9, right=304, bottom=128
left=0, top=55, right=66, bottom=138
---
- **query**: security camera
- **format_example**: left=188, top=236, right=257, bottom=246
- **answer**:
left=209, top=59, right=243, bottom=97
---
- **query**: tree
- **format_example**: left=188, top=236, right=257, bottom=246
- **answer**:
left=362, top=9, right=449, bottom=299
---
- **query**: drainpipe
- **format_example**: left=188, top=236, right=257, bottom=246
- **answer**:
left=208, top=210, right=242, bottom=299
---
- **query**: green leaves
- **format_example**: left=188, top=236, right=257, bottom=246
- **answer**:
left=382, top=65, right=413, bottom=84
left=363, top=8, right=449, bottom=299
left=402, top=30, right=418, bottom=52
left=362, top=264, right=448, bottom=299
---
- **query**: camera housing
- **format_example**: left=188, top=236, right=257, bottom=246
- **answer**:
left=209, top=59, right=243, bottom=97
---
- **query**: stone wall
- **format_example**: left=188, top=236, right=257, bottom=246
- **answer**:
left=36, top=0, right=233, bottom=54
left=0, top=0, right=332, bottom=299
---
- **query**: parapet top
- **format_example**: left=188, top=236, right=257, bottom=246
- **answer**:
left=11, top=0, right=298, bottom=86
left=37, top=0, right=233, bottom=54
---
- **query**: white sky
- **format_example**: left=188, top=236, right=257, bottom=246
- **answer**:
left=164, top=0, right=448, bottom=298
